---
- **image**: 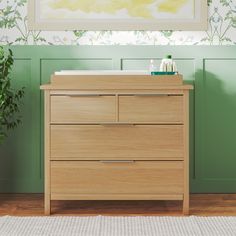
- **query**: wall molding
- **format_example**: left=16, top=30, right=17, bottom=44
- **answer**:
left=0, top=46, right=236, bottom=193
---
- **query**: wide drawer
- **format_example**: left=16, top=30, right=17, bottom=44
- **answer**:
left=119, top=95, right=183, bottom=123
left=51, top=125, right=184, bottom=160
left=51, top=161, right=184, bottom=199
left=51, top=95, right=116, bottom=123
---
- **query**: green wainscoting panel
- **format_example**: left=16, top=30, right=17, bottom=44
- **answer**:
left=0, top=46, right=236, bottom=193
left=0, top=58, right=41, bottom=192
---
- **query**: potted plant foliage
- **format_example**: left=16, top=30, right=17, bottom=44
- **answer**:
left=0, top=46, right=24, bottom=144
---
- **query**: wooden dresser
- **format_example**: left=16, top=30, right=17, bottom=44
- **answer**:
left=40, top=73, right=193, bottom=215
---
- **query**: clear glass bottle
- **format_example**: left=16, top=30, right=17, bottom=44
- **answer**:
left=149, top=59, right=157, bottom=74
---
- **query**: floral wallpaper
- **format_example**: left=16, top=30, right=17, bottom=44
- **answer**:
left=0, top=0, right=236, bottom=45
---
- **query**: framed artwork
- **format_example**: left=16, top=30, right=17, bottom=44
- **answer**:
left=28, top=0, right=208, bottom=31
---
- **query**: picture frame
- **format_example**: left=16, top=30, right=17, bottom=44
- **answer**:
left=28, top=0, right=208, bottom=31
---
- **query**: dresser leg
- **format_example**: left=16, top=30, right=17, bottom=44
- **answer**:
left=45, top=195, right=51, bottom=215
left=183, top=195, right=189, bottom=215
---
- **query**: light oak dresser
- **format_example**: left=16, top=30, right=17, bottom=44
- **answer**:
left=40, top=72, right=193, bottom=215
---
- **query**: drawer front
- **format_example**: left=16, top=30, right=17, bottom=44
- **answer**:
left=51, top=125, right=184, bottom=160
left=51, top=95, right=116, bottom=123
left=119, top=95, right=183, bottom=123
left=51, top=161, right=184, bottom=196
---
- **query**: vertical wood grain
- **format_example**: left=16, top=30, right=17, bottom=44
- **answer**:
left=44, top=91, right=51, bottom=215
left=183, top=90, right=190, bottom=215
left=116, top=94, right=119, bottom=122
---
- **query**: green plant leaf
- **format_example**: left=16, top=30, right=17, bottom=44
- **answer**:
left=0, top=47, right=24, bottom=144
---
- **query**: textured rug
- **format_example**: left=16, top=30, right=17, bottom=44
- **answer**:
left=0, top=215, right=236, bottom=236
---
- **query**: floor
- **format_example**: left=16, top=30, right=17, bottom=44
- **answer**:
left=0, top=194, right=236, bottom=216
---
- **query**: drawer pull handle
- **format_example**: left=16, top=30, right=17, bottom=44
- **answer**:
left=66, top=94, right=102, bottom=97
left=100, top=160, right=135, bottom=163
left=100, top=123, right=135, bottom=126
left=133, top=94, right=170, bottom=97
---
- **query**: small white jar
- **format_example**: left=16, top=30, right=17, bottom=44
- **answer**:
left=160, top=55, right=178, bottom=73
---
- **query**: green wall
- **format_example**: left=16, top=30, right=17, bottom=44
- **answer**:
left=0, top=46, right=236, bottom=193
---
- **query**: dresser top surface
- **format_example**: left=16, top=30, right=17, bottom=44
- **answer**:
left=40, top=74, right=193, bottom=91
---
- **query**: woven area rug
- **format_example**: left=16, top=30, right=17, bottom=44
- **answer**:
left=0, top=215, right=236, bottom=236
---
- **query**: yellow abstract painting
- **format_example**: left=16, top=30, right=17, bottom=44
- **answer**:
left=39, top=0, right=194, bottom=20
left=29, top=0, right=207, bottom=30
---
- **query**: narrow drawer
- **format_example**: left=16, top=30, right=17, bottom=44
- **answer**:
left=51, top=95, right=116, bottom=123
left=119, top=95, right=183, bottom=123
left=51, top=125, right=184, bottom=160
left=51, top=161, right=184, bottom=198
